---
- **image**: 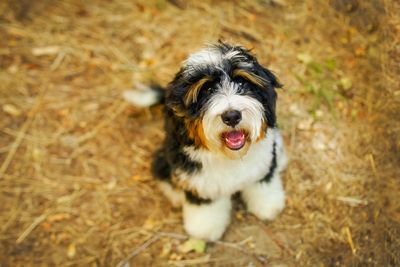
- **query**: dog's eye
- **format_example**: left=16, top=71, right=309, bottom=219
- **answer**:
left=200, top=81, right=216, bottom=94
left=234, top=76, right=247, bottom=86
left=236, top=79, right=248, bottom=91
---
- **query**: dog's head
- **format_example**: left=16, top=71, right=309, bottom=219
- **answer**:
left=166, top=43, right=282, bottom=158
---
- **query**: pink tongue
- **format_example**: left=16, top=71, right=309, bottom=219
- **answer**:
left=224, top=131, right=245, bottom=150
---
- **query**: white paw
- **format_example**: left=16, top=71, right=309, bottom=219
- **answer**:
left=242, top=176, right=285, bottom=221
left=248, top=188, right=285, bottom=220
left=183, top=197, right=231, bottom=241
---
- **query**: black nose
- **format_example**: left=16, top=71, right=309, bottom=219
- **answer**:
left=221, top=110, right=242, bottom=127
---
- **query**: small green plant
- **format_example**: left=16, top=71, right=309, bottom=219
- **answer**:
left=295, top=54, right=350, bottom=117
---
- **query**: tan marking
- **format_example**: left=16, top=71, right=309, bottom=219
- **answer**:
left=185, top=118, right=208, bottom=149
left=256, top=121, right=268, bottom=142
left=171, top=174, right=201, bottom=197
left=170, top=106, right=186, bottom=117
left=183, top=77, right=212, bottom=106
left=233, top=69, right=267, bottom=88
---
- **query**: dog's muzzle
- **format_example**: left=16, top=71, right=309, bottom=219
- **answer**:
left=220, top=110, right=246, bottom=150
left=221, top=110, right=242, bottom=127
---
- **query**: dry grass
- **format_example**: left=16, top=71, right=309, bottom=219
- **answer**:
left=0, top=0, right=399, bottom=266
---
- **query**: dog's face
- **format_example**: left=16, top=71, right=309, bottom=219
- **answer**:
left=166, top=43, right=281, bottom=158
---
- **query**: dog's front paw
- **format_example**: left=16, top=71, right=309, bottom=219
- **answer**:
left=183, top=197, right=231, bottom=241
left=248, top=188, right=285, bottom=220
left=242, top=176, right=285, bottom=221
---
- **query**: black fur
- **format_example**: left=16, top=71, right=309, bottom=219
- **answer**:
left=260, top=140, right=277, bottom=183
left=151, top=148, right=171, bottom=181
left=185, top=191, right=212, bottom=205
left=151, top=109, right=202, bottom=182
left=249, top=65, right=281, bottom=127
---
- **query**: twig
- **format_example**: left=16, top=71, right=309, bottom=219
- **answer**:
left=116, top=235, right=160, bottom=267
left=345, top=227, right=357, bottom=255
left=157, top=231, right=187, bottom=240
left=236, top=236, right=254, bottom=245
left=50, top=50, right=66, bottom=71
left=368, top=154, right=377, bottom=176
left=335, top=196, right=368, bottom=206
left=0, top=122, right=31, bottom=177
left=0, top=88, right=47, bottom=179
left=16, top=212, right=50, bottom=244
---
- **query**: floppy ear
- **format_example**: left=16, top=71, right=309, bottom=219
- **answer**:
left=164, top=69, right=188, bottom=117
left=253, top=63, right=282, bottom=127
left=165, top=70, right=209, bottom=119
left=259, top=66, right=282, bottom=90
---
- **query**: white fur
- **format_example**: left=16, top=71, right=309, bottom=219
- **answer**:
left=275, top=131, right=289, bottom=172
left=185, top=47, right=221, bottom=68
left=183, top=197, right=231, bottom=241
left=122, top=82, right=160, bottom=107
left=158, top=181, right=184, bottom=208
left=202, top=77, right=265, bottom=148
left=184, top=46, right=253, bottom=73
left=179, top=129, right=285, bottom=199
left=241, top=173, right=285, bottom=220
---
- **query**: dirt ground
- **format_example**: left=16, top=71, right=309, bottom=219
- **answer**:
left=0, top=0, right=399, bottom=266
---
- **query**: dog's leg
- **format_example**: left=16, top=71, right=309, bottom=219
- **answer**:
left=242, top=131, right=287, bottom=220
left=241, top=173, right=285, bottom=220
left=152, top=148, right=185, bottom=207
left=157, top=181, right=185, bottom=208
left=183, top=194, right=231, bottom=241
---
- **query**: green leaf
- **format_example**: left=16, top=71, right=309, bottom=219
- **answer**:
left=179, top=238, right=206, bottom=254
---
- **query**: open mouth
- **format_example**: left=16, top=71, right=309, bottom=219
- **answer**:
left=222, top=130, right=246, bottom=150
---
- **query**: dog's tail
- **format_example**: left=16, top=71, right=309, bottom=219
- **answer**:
left=122, top=82, right=165, bottom=108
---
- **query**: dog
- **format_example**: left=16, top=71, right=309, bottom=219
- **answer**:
left=124, top=42, right=287, bottom=241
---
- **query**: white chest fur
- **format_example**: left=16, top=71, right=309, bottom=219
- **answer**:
left=178, top=129, right=276, bottom=199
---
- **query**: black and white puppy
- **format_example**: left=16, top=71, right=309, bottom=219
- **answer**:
left=124, top=43, right=287, bottom=241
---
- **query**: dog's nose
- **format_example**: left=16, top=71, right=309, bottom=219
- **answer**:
left=221, top=110, right=242, bottom=127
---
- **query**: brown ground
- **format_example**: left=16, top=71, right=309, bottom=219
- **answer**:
left=0, top=0, right=399, bottom=266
